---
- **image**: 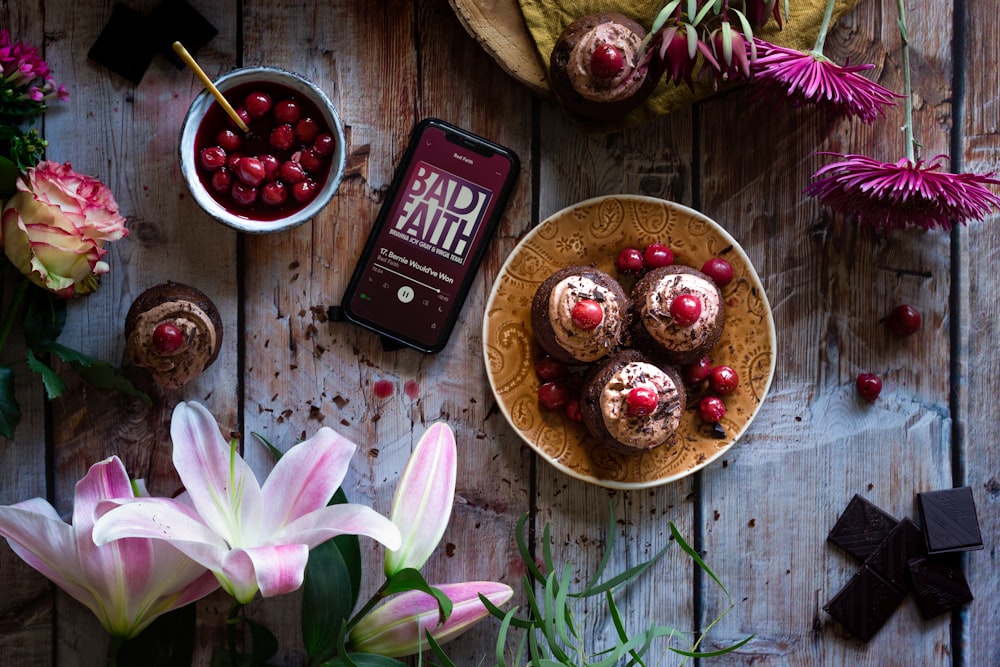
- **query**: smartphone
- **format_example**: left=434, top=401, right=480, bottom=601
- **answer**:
left=341, top=118, right=520, bottom=353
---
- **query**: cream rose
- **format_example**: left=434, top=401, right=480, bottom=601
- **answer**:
left=0, top=161, right=127, bottom=298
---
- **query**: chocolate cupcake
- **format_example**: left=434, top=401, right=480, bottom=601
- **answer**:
left=631, top=265, right=726, bottom=365
left=124, top=282, right=223, bottom=389
left=549, top=12, right=660, bottom=121
left=580, top=349, right=686, bottom=454
left=531, top=266, right=628, bottom=364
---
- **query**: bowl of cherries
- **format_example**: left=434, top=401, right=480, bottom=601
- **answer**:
left=179, top=66, right=346, bottom=233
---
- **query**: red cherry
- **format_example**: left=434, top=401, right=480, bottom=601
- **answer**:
left=278, top=160, right=307, bottom=184
left=564, top=399, right=584, bottom=422
left=590, top=43, right=624, bottom=79
left=856, top=373, right=882, bottom=402
left=669, top=294, right=702, bottom=327
left=538, top=381, right=571, bottom=410
left=571, top=299, right=604, bottom=330
left=709, top=365, right=739, bottom=394
left=887, top=304, right=921, bottom=337
left=682, top=356, right=713, bottom=385
left=643, top=243, right=674, bottom=269
left=295, top=117, right=320, bottom=143
left=227, top=153, right=244, bottom=171
left=698, top=396, right=727, bottom=423
left=258, top=154, right=280, bottom=181
left=244, top=91, right=272, bottom=119
left=269, top=124, right=296, bottom=151
left=199, top=146, right=227, bottom=171
left=216, top=129, right=242, bottom=153
left=313, top=133, right=336, bottom=156
left=261, top=181, right=289, bottom=206
left=701, top=257, right=734, bottom=287
left=230, top=181, right=258, bottom=206
left=273, top=99, right=302, bottom=124
left=210, top=167, right=232, bottom=193
left=229, top=107, right=251, bottom=129
left=616, top=247, right=644, bottom=274
left=298, top=148, right=325, bottom=174
left=235, top=157, right=266, bottom=186
left=626, top=386, right=659, bottom=417
left=534, top=356, right=566, bottom=382
left=152, top=322, right=183, bottom=354
left=291, top=179, right=318, bottom=203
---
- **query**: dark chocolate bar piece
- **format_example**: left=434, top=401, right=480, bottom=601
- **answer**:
left=824, top=565, right=905, bottom=642
left=907, top=556, right=974, bottom=619
left=864, top=517, right=925, bottom=594
left=87, top=3, right=156, bottom=84
left=149, top=0, right=219, bottom=69
left=917, top=486, right=984, bottom=554
left=828, top=494, right=899, bottom=561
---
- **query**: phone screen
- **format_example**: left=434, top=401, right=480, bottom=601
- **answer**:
left=343, top=119, right=518, bottom=352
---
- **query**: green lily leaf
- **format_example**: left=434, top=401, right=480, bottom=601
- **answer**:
left=244, top=616, right=278, bottom=666
left=317, top=655, right=407, bottom=667
left=0, top=366, right=21, bottom=440
left=46, top=343, right=152, bottom=406
left=383, top=568, right=453, bottom=626
left=26, top=348, right=64, bottom=399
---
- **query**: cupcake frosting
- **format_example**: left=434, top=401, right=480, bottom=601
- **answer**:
left=126, top=301, right=219, bottom=389
left=599, top=361, right=683, bottom=450
left=548, top=275, right=625, bottom=362
left=640, top=272, right=723, bottom=354
left=567, top=22, right=647, bottom=103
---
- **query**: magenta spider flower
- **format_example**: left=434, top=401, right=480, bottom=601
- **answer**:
left=806, top=153, right=1000, bottom=231
left=750, top=39, right=901, bottom=123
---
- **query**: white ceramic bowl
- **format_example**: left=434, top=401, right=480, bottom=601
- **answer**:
left=179, top=66, right=346, bottom=234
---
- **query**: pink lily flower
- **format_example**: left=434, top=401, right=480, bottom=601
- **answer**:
left=349, top=581, right=513, bottom=657
left=0, top=456, right=218, bottom=638
left=384, top=422, right=457, bottom=577
left=93, top=401, right=401, bottom=604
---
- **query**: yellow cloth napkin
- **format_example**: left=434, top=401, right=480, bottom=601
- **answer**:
left=519, top=0, right=864, bottom=132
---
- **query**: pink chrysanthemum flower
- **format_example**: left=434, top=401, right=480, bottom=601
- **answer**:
left=751, top=39, right=901, bottom=123
left=806, top=153, right=1000, bottom=231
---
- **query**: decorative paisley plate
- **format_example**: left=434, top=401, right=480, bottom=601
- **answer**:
left=482, top=195, right=776, bottom=489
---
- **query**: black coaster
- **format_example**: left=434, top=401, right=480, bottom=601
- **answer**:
left=824, top=565, right=905, bottom=643
left=149, top=0, right=219, bottom=69
left=916, top=486, right=984, bottom=554
left=87, top=3, right=156, bottom=84
left=907, top=555, right=974, bottom=619
left=828, top=494, right=899, bottom=561
left=864, top=517, right=925, bottom=595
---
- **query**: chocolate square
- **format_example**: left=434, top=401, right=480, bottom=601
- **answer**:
left=864, top=517, right=925, bottom=594
left=828, top=494, right=899, bottom=561
left=149, top=0, right=219, bottom=69
left=824, top=565, right=905, bottom=642
left=917, top=486, right=984, bottom=554
left=87, top=3, right=156, bottom=84
left=907, top=556, right=974, bottom=619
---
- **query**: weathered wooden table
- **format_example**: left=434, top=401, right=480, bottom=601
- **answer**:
left=1, top=1, right=996, bottom=665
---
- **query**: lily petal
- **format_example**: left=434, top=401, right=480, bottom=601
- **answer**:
left=385, top=422, right=456, bottom=577
left=269, top=503, right=401, bottom=552
left=231, top=544, right=310, bottom=600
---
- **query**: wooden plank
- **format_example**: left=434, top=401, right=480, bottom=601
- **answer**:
left=957, top=1, right=1000, bottom=665
left=695, top=1, right=955, bottom=664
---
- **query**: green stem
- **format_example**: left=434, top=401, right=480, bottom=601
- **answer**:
left=227, top=601, right=244, bottom=665
left=897, top=0, right=917, bottom=162
left=106, top=635, right=124, bottom=667
left=0, top=276, right=30, bottom=356
left=811, top=0, right=838, bottom=55
left=344, top=580, right=392, bottom=634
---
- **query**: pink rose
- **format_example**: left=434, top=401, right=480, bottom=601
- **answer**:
left=0, top=161, right=127, bottom=298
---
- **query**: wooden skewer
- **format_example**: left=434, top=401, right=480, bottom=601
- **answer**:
left=172, top=41, right=249, bottom=133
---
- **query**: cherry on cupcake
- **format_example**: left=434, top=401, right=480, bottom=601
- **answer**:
left=643, top=243, right=674, bottom=269
left=152, top=322, right=183, bottom=354
left=538, top=381, right=571, bottom=410
left=571, top=299, right=604, bottom=330
left=697, top=396, right=727, bottom=423
left=856, top=373, right=882, bottom=402
left=534, top=355, right=566, bottom=382
left=709, top=365, right=738, bottom=394
left=590, top=43, right=624, bottom=79
left=887, top=304, right=921, bottom=337
left=682, top=356, right=713, bottom=385
left=626, top=386, right=658, bottom=417
left=701, top=257, right=733, bottom=287
left=669, top=294, right=702, bottom=326
left=564, top=398, right=583, bottom=422
left=616, top=247, right=644, bottom=274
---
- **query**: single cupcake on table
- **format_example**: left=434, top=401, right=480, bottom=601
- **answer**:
left=548, top=12, right=660, bottom=120
left=124, top=282, right=223, bottom=389
left=631, top=265, right=726, bottom=365
left=580, top=349, right=686, bottom=454
left=531, top=266, right=629, bottom=364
